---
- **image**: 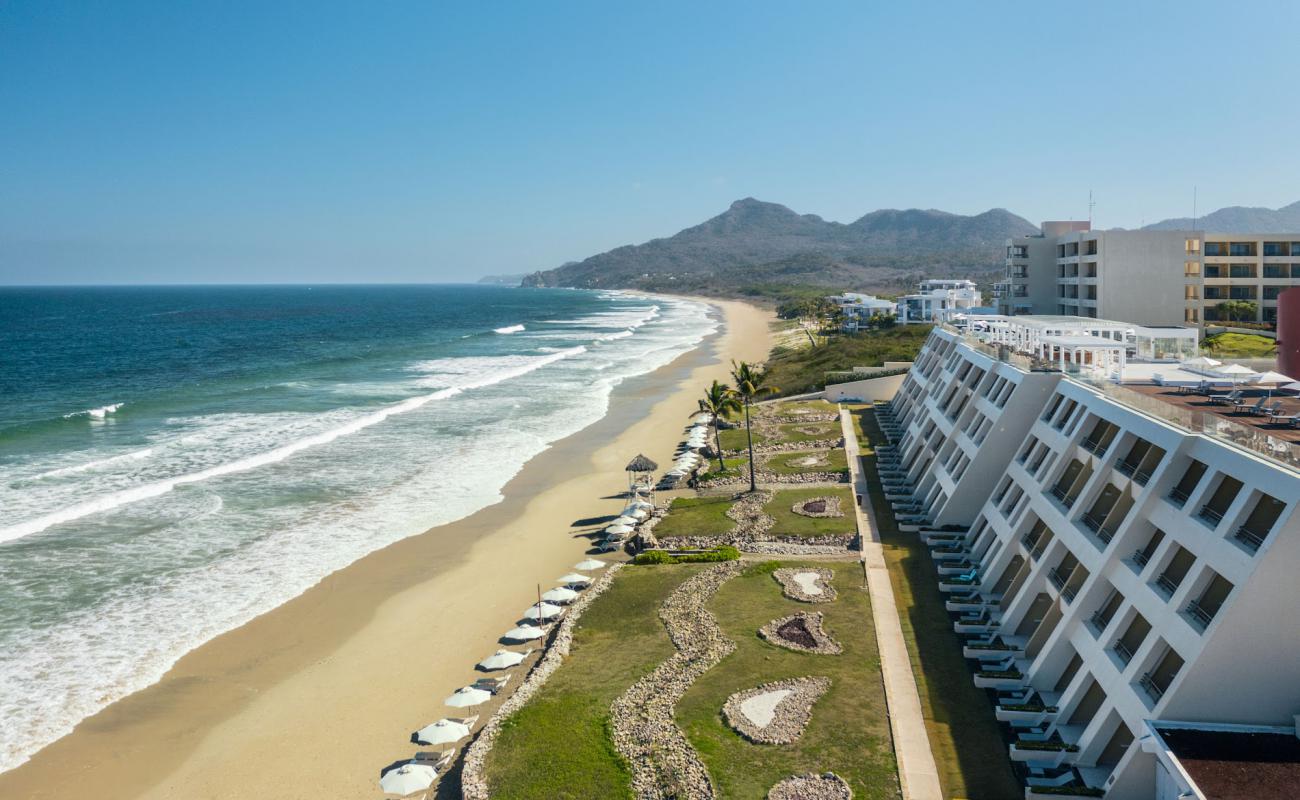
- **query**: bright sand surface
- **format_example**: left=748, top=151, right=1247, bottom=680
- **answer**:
left=0, top=297, right=774, bottom=800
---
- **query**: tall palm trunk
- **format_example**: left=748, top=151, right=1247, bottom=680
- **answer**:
left=712, top=417, right=724, bottom=471
left=743, top=399, right=756, bottom=492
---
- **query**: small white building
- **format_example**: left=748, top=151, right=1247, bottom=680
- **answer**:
left=825, top=292, right=896, bottom=332
left=897, top=279, right=984, bottom=324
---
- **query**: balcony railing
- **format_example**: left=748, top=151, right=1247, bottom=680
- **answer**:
left=1081, top=512, right=1105, bottom=532
left=1139, top=672, right=1169, bottom=703
left=1131, top=549, right=1152, bottom=568
left=1021, top=532, right=1041, bottom=550
left=1233, top=526, right=1265, bottom=552
left=1088, top=611, right=1113, bottom=634
left=1154, top=574, right=1180, bottom=597
left=1081, top=437, right=1107, bottom=455
left=1198, top=506, right=1225, bottom=526
left=1184, top=600, right=1214, bottom=631
left=1113, top=641, right=1135, bottom=664
left=1115, top=460, right=1139, bottom=477
left=1168, top=487, right=1190, bottom=506
left=1048, top=568, right=1072, bottom=590
left=1132, top=468, right=1153, bottom=486
left=1050, top=485, right=1069, bottom=502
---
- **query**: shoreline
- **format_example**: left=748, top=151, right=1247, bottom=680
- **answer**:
left=0, top=296, right=774, bottom=800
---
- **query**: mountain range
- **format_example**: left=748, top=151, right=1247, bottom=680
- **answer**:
left=519, top=198, right=1300, bottom=297
left=1141, top=200, right=1300, bottom=232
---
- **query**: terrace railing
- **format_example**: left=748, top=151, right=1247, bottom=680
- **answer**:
left=1233, top=526, right=1265, bottom=552
left=1184, top=600, right=1214, bottom=631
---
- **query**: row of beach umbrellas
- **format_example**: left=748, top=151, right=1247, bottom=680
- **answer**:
left=382, top=556, right=611, bottom=795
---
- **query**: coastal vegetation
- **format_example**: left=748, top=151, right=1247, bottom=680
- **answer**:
left=651, top=496, right=737, bottom=540
left=765, top=325, right=932, bottom=397
left=1202, top=331, right=1277, bottom=358
left=730, top=361, right=778, bottom=492
left=697, top=380, right=741, bottom=471
left=763, top=487, right=856, bottom=538
left=480, top=561, right=899, bottom=799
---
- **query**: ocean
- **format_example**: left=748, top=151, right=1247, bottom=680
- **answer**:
left=0, top=284, right=716, bottom=773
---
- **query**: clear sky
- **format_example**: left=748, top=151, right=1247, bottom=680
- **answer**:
left=2, top=0, right=1298, bottom=285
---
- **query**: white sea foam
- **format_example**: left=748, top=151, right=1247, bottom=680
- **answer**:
left=32, top=448, right=155, bottom=481
left=493, top=324, right=525, bottom=334
left=0, top=347, right=587, bottom=544
left=63, top=403, right=123, bottom=420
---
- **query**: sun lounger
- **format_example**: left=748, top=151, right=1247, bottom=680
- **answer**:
left=473, top=674, right=512, bottom=694
left=1254, top=400, right=1283, bottom=417
left=1209, top=390, right=1241, bottom=405
left=412, top=748, right=457, bottom=770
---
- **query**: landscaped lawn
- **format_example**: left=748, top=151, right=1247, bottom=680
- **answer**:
left=843, top=403, right=873, bottom=450
left=774, top=398, right=839, bottom=416
left=856, top=410, right=1020, bottom=800
left=764, top=448, right=849, bottom=477
left=677, top=561, right=899, bottom=799
left=1202, top=331, right=1277, bottom=358
left=718, top=425, right=767, bottom=452
left=653, top=495, right=737, bottom=539
left=481, top=565, right=691, bottom=799
left=764, top=486, right=857, bottom=539
left=700, top=455, right=751, bottom=482
left=775, top=421, right=839, bottom=443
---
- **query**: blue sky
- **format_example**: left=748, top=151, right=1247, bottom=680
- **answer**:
left=2, top=0, right=1298, bottom=284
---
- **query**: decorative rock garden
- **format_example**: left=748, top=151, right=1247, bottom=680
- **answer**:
left=609, top=562, right=743, bottom=800
left=791, top=495, right=844, bottom=519
left=759, top=611, right=843, bottom=655
left=722, top=676, right=831, bottom=745
left=773, top=567, right=837, bottom=603
left=767, top=772, right=854, bottom=800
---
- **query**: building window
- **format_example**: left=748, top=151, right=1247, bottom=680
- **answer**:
left=1229, top=242, right=1257, bottom=257
left=1204, top=264, right=1223, bottom=278
left=1184, top=261, right=1200, bottom=277
left=1293, top=264, right=1300, bottom=279
left=1085, top=240, right=1098, bottom=255
left=1264, top=286, right=1283, bottom=300
left=1229, top=264, right=1256, bottom=279
left=1185, top=308, right=1199, bottom=323
left=1185, top=239, right=1201, bottom=254
left=1204, top=287, right=1224, bottom=300
left=1085, top=262, right=1097, bottom=278
left=1228, top=286, right=1256, bottom=300
left=1264, top=307, right=1278, bottom=323
left=1204, top=242, right=1226, bottom=256
left=1184, top=285, right=1199, bottom=300
left=1291, top=243, right=1300, bottom=257
left=1057, top=244, right=1067, bottom=258
left=1264, top=264, right=1287, bottom=278
left=1263, top=242, right=1286, bottom=256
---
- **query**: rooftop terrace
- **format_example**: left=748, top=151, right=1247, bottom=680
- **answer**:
left=1153, top=723, right=1300, bottom=800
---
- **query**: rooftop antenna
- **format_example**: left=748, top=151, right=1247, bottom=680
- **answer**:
left=1088, top=190, right=1095, bottom=228
left=1193, top=186, right=1198, bottom=231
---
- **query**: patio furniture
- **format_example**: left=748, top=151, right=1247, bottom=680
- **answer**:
left=472, top=674, right=512, bottom=694
left=1209, top=389, right=1241, bottom=405
left=412, top=748, right=457, bottom=770
left=1253, top=400, right=1283, bottom=417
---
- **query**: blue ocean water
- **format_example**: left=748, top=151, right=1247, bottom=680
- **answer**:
left=0, top=284, right=716, bottom=771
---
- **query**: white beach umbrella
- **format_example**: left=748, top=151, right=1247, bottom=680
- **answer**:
left=502, top=624, right=546, bottom=641
left=1215, top=363, right=1257, bottom=376
left=445, top=686, right=492, bottom=707
left=605, top=523, right=634, bottom=535
left=1250, top=370, right=1293, bottom=385
left=416, top=717, right=473, bottom=746
left=611, top=515, right=639, bottom=526
left=623, top=507, right=649, bottom=519
left=627, top=499, right=653, bottom=509
left=575, top=558, right=606, bottom=570
left=1281, top=381, right=1300, bottom=394
left=557, top=572, right=591, bottom=585
left=665, top=469, right=685, bottom=477
left=380, top=763, right=437, bottom=796
left=478, top=648, right=530, bottom=671
left=522, top=602, right=564, bottom=621
left=542, top=586, right=579, bottom=603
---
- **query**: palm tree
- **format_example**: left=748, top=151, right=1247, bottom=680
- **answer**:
left=696, top=380, right=740, bottom=471
left=730, top=360, right=778, bottom=493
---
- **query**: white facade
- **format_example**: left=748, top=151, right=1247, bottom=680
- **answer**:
left=825, top=292, right=896, bottom=331
left=897, top=279, right=984, bottom=324
left=874, top=323, right=1300, bottom=798
left=998, top=224, right=1300, bottom=327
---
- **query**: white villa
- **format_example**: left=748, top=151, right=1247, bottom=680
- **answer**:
left=897, top=279, right=987, bottom=324
left=825, top=292, right=896, bottom=332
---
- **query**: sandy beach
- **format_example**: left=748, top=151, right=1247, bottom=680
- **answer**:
left=0, top=296, right=774, bottom=800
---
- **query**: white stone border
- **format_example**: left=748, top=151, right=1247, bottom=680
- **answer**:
left=460, top=562, right=625, bottom=800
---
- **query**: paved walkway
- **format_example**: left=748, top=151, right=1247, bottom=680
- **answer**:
left=841, top=408, right=944, bottom=800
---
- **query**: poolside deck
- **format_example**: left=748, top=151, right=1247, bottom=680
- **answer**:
left=1123, top=384, right=1300, bottom=446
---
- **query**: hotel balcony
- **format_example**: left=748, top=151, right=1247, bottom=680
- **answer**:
left=963, top=634, right=1026, bottom=660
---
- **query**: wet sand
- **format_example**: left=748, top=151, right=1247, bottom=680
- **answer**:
left=0, top=297, right=774, bottom=800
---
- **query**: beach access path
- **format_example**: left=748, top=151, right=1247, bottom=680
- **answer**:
left=841, top=407, right=943, bottom=800
left=0, top=298, right=774, bottom=800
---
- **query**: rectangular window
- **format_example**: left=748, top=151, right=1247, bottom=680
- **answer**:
left=1184, top=307, right=1199, bottom=323
left=1229, top=242, right=1257, bottom=257
left=1292, top=243, right=1300, bottom=257
left=1184, top=285, right=1199, bottom=300
left=1204, top=265, right=1223, bottom=278
left=1228, top=286, right=1256, bottom=300
left=1264, top=286, right=1282, bottom=300
left=1204, top=242, right=1226, bottom=256
left=1264, top=264, right=1287, bottom=278
left=1203, top=287, right=1224, bottom=300
left=1185, top=239, right=1201, bottom=254
left=1229, top=264, right=1256, bottom=278
left=1184, top=261, right=1200, bottom=277
left=1263, top=242, right=1286, bottom=256
left=1085, top=240, right=1098, bottom=255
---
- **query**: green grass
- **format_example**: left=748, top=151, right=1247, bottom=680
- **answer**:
left=1202, top=331, right=1277, bottom=358
left=700, top=455, right=751, bottom=482
left=765, top=326, right=932, bottom=396
left=482, top=565, right=694, bottom=799
left=856, top=410, right=1020, bottom=800
left=773, top=398, right=839, bottom=416
left=764, top=448, right=849, bottom=477
left=775, top=421, right=839, bottom=442
left=718, top=426, right=766, bottom=451
left=677, top=561, right=900, bottom=799
left=843, top=403, right=873, bottom=450
left=764, top=486, right=857, bottom=539
left=653, top=495, right=738, bottom=539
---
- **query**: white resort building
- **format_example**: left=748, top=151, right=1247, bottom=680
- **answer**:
left=998, top=223, right=1300, bottom=327
left=869, top=316, right=1300, bottom=799
left=897, top=278, right=987, bottom=324
left=825, top=292, right=897, bottom=332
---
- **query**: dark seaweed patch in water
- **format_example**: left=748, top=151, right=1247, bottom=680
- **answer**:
left=777, top=617, right=817, bottom=648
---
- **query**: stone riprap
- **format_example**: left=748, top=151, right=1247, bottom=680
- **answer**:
left=699, top=470, right=849, bottom=489
left=654, top=490, right=855, bottom=552
left=790, top=495, right=844, bottom=519
left=609, top=562, right=743, bottom=800
left=767, top=772, right=854, bottom=800
left=773, top=568, right=837, bottom=603
left=722, top=438, right=843, bottom=457
left=722, top=676, right=831, bottom=745
left=460, top=563, right=624, bottom=800
left=758, top=611, right=843, bottom=655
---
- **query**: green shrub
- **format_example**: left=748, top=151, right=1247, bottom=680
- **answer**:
left=631, top=546, right=740, bottom=566
left=632, top=550, right=677, bottom=565
left=744, top=560, right=783, bottom=576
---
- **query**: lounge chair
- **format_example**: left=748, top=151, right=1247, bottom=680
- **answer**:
left=1254, top=400, right=1283, bottom=417
left=1209, top=389, right=1241, bottom=405
left=1234, top=395, right=1267, bottom=414
left=412, top=748, right=457, bottom=770
left=473, top=674, right=512, bottom=694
